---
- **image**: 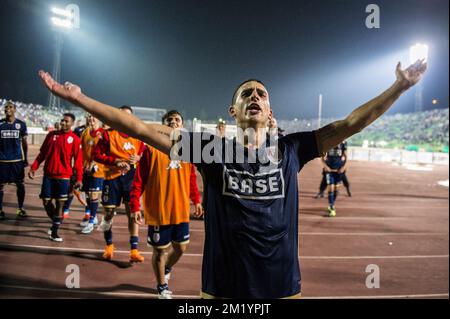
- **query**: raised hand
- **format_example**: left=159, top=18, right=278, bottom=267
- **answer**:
left=395, top=59, right=427, bottom=92
left=193, top=203, right=204, bottom=218
left=38, top=70, right=82, bottom=103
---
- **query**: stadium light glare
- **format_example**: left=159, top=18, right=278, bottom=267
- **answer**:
left=51, top=7, right=73, bottom=18
left=51, top=17, right=73, bottom=29
left=409, top=43, right=428, bottom=64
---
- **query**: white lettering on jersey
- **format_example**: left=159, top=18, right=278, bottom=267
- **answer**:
left=222, top=167, right=285, bottom=200
left=1, top=130, right=19, bottom=138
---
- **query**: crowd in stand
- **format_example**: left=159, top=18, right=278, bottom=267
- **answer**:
left=0, top=98, right=84, bottom=130
left=278, top=108, right=449, bottom=151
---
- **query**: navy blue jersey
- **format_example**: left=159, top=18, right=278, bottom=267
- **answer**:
left=0, top=118, right=27, bottom=162
left=325, top=142, right=347, bottom=170
left=73, top=125, right=86, bottom=138
left=186, top=131, right=319, bottom=298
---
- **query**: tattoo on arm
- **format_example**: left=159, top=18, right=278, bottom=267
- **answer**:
left=157, top=130, right=170, bottom=138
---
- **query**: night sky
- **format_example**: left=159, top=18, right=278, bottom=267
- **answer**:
left=0, top=0, right=448, bottom=121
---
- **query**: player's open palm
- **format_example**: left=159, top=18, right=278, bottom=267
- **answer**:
left=395, top=59, right=427, bottom=91
left=38, top=70, right=81, bottom=102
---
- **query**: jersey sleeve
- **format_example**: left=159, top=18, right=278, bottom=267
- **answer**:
left=31, top=131, right=52, bottom=171
left=281, top=131, right=320, bottom=169
left=73, top=136, right=84, bottom=182
left=20, top=121, right=28, bottom=137
left=129, top=146, right=151, bottom=212
left=93, top=130, right=117, bottom=166
left=189, top=164, right=201, bottom=205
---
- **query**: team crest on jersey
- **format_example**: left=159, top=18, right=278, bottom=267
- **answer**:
left=15, top=123, right=21, bottom=130
left=67, top=136, right=74, bottom=144
left=123, top=142, right=135, bottom=151
left=222, top=166, right=285, bottom=200
left=167, top=160, right=182, bottom=170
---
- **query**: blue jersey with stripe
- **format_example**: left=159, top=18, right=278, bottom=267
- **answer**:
left=187, top=131, right=319, bottom=298
left=0, top=118, right=27, bottom=162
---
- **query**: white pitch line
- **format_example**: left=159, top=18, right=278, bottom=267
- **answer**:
left=0, top=284, right=447, bottom=299
left=90, top=227, right=448, bottom=236
left=0, top=243, right=448, bottom=260
left=0, top=284, right=197, bottom=299
left=0, top=225, right=446, bottom=237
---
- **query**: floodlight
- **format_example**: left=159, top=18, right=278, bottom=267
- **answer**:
left=410, top=43, right=428, bottom=64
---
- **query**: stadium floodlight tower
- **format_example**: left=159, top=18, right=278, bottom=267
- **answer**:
left=409, top=43, right=428, bottom=113
left=48, top=4, right=80, bottom=110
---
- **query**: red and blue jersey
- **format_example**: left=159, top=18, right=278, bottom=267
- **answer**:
left=184, top=131, right=319, bottom=298
left=0, top=118, right=27, bottom=162
left=30, top=130, right=83, bottom=181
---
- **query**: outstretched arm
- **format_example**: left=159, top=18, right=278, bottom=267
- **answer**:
left=315, top=60, right=427, bottom=156
left=38, top=71, right=174, bottom=155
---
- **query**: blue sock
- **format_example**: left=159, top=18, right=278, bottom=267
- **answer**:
left=63, top=195, right=74, bottom=212
left=328, top=191, right=335, bottom=206
left=104, top=230, right=113, bottom=245
left=89, top=200, right=99, bottom=224
left=130, top=236, right=138, bottom=250
left=84, top=197, right=91, bottom=216
left=16, top=182, right=25, bottom=209
left=51, top=216, right=62, bottom=235
left=165, top=267, right=172, bottom=275
left=157, top=283, right=169, bottom=293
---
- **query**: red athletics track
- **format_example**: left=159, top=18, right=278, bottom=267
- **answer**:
left=0, top=145, right=448, bottom=299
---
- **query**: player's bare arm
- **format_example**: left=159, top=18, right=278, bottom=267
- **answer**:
left=38, top=71, right=174, bottom=155
left=315, top=60, right=427, bottom=156
left=22, top=136, right=28, bottom=167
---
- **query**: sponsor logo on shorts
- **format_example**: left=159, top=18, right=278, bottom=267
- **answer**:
left=153, top=233, right=160, bottom=243
left=222, top=167, right=285, bottom=200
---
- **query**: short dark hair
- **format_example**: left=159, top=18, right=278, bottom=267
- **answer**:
left=231, top=79, right=265, bottom=106
left=119, top=105, right=133, bottom=113
left=63, top=113, right=76, bottom=122
left=162, top=110, right=183, bottom=124
left=5, top=100, right=15, bottom=109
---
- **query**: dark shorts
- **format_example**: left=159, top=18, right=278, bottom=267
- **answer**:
left=82, top=174, right=104, bottom=193
left=326, top=172, right=343, bottom=186
left=0, top=161, right=25, bottom=184
left=40, top=176, right=70, bottom=201
left=147, top=223, right=190, bottom=249
left=101, top=169, right=135, bottom=208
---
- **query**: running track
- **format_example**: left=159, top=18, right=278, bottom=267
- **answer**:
left=0, top=145, right=448, bottom=299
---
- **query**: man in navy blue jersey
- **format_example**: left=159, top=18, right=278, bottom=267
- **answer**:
left=39, top=58, right=427, bottom=298
left=322, top=141, right=348, bottom=217
left=0, top=101, right=28, bottom=220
